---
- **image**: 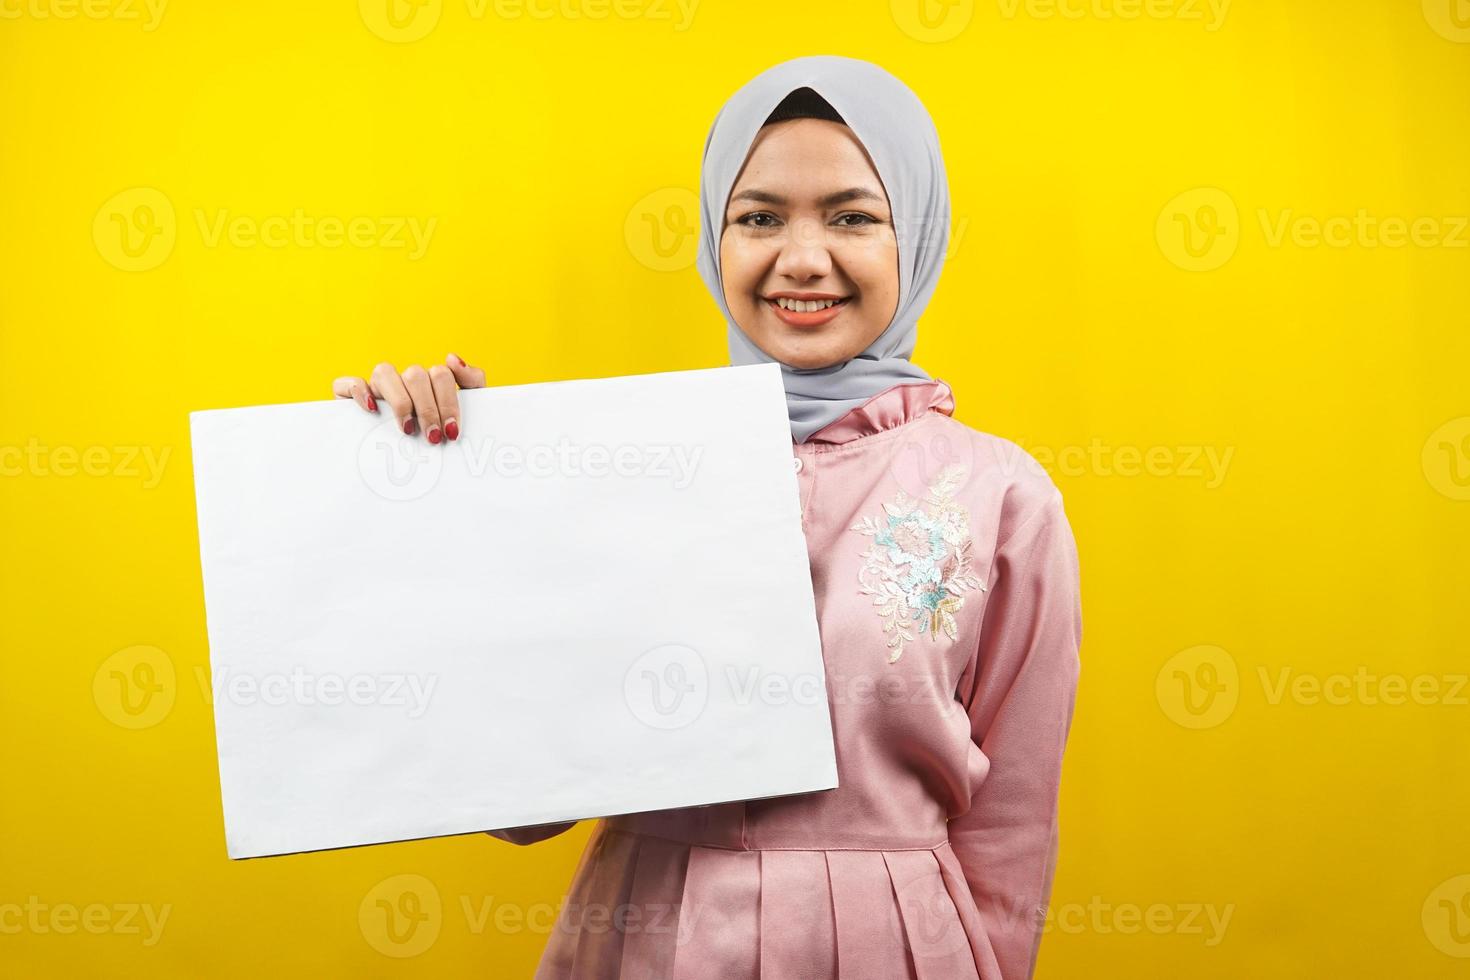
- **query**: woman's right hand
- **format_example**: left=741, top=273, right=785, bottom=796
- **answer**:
left=332, top=353, right=486, bottom=443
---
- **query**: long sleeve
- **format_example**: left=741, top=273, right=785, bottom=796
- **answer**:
left=485, top=821, right=579, bottom=846
left=948, top=489, right=1082, bottom=980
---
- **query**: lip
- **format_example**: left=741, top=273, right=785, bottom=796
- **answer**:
left=765, top=291, right=846, bottom=301
left=764, top=293, right=851, bottom=328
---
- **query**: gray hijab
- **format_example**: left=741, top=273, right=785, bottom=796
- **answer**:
left=695, top=55, right=952, bottom=443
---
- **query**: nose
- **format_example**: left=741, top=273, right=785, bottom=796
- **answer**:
left=773, top=217, right=833, bottom=281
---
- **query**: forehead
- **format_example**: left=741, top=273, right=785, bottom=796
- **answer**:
left=730, top=118, right=886, bottom=199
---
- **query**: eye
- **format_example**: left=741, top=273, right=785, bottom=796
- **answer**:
left=733, top=212, right=780, bottom=229
left=834, top=212, right=880, bottom=228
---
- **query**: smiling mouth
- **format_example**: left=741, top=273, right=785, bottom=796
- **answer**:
left=763, top=295, right=852, bottom=327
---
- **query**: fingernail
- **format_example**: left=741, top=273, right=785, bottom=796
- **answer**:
left=445, top=419, right=459, bottom=441
left=367, top=395, right=378, bottom=412
left=450, top=353, right=465, bottom=367
left=403, top=417, right=416, bottom=435
left=427, top=425, right=442, bottom=445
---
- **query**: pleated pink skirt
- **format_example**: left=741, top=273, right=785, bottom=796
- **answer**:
left=532, top=821, right=999, bottom=979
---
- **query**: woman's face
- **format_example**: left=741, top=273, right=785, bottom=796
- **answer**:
left=719, top=118, right=900, bottom=370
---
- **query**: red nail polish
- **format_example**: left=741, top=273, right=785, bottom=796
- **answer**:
left=445, top=420, right=459, bottom=441
left=403, top=418, right=416, bottom=435
left=427, top=425, right=442, bottom=445
left=367, top=395, right=377, bottom=412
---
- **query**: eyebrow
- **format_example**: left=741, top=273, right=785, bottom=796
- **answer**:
left=727, top=186, right=886, bottom=208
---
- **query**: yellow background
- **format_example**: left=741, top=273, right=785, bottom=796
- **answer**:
left=3, top=0, right=1468, bottom=976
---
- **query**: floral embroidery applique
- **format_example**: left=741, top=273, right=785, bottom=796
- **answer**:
left=850, top=463, right=986, bottom=663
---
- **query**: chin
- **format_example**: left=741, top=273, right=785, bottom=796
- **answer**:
left=778, top=349, right=848, bottom=370
left=747, top=333, right=850, bottom=371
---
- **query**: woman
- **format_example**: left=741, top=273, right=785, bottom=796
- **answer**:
left=333, top=55, right=1082, bottom=980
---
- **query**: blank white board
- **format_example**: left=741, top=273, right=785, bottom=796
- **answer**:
left=190, top=363, right=836, bottom=859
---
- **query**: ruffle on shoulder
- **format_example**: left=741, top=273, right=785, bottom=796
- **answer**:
left=804, top=380, right=956, bottom=446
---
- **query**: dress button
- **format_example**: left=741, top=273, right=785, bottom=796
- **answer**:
left=793, top=456, right=804, bottom=474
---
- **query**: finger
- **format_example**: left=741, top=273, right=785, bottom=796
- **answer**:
left=401, top=365, right=443, bottom=444
left=332, top=376, right=378, bottom=413
left=446, top=352, right=486, bottom=389
left=429, top=364, right=462, bottom=441
left=371, top=363, right=414, bottom=434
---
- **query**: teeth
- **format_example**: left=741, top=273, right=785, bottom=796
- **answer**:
left=774, top=297, right=841, bottom=312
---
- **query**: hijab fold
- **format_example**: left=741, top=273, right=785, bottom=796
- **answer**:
left=695, top=55, right=952, bottom=443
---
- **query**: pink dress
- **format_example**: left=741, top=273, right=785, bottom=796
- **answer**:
left=488, top=379, right=1083, bottom=980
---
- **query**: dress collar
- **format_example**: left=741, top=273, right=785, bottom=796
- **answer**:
left=799, top=379, right=956, bottom=447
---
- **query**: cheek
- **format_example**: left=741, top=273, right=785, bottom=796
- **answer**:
left=719, top=238, right=750, bottom=296
left=844, top=245, right=900, bottom=344
left=720, top=238, right=774, bottom=310
left=846, top=240, right=898, bottom=290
